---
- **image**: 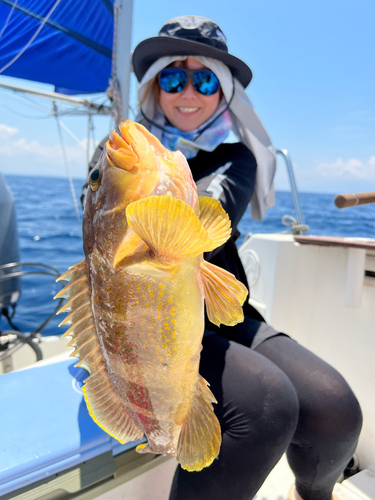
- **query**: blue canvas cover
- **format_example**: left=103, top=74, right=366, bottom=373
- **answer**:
left=0, top=358, right=141, bottom=495
left=0, top=0, right=114, bottom=94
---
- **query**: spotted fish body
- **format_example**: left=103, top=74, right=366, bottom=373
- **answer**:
left=56, top=120, right=247, bottom=471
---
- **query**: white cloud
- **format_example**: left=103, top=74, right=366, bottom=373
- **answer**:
left=316, top=157, right=375, bottom=179
left=0, top=137, right=86, bottom=163
left=0, top=127, right=89, bottom=178
left=0, top=124, right=18, bottom=138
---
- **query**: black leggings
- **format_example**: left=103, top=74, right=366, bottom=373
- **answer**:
left=169, top=332, right=362, bottom=500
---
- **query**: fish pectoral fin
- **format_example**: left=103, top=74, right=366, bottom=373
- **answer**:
left=83, top=372, right=144, bottom=444
left=177, top=376, right=221, bottom=472
left=200, top=260, right=248, bottom=327
left=126, top=196, right=213, bottom=264
left=198, top=197, right=232, bottom=251
left=113, top=230, right=149, bottom=268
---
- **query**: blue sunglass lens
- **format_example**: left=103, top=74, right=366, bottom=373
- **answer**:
left=193, top=71, right=220, bottom=96
left=159, top=69, right=187, bottom=93
left=159, top=69, right=220, bottom=96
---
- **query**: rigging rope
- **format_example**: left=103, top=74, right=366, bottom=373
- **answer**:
left=53, top=103, right=82, bottom=230
left=0, top=100, right=52, bottom=119
left=91, top=116, right=96, bottom=154
left=57, top=118, right=86, bottom=151
left=86, top=113, right=91, bottom=167
left=0, top=0, right=62, bottom=74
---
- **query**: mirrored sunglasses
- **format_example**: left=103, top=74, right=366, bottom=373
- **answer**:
left=158, top=68, right=220, bottom=96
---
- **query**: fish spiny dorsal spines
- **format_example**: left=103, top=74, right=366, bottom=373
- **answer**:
left=61, top=315, right=93, bottom=339
left=56, top=261, right=86, bottom=282
left=58, top=300, right=92, bottom=327
left=66, top=327, right=96, bottom=351
left=73, top=343, right=102, bottom=368
left=54, top=274, right=89, bottom=300
left=56, top=260, right=145, bottom=445
left=56, top=286, right=90, bottom=315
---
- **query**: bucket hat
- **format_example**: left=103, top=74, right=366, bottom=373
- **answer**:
left=132, top=15, right=253, bottom=88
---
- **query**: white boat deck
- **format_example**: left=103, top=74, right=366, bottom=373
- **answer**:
left=88, top=453, right=374, bottom=500
left=85, top=454, right=295, bottom=500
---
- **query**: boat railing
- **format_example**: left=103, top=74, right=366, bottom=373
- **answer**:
left=276, top=149, right=308, bottom=233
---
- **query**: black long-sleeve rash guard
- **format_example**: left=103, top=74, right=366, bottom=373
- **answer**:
left=188, top=143, right=265, bottom=330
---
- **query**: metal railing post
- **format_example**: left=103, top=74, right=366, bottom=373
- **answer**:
left=276, top=149, right=305, bottom=226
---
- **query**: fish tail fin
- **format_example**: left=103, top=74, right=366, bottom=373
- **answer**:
left=200, top=260, right=248, bottom=327
left=177, top=376, right=221, bottom=472
left=83, top=372, right=144, bottom=444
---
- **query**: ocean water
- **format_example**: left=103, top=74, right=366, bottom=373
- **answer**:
left=2, top=175, right=375, bottom=337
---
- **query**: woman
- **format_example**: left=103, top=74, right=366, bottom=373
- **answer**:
left=86, top=15, right=363, bottom=500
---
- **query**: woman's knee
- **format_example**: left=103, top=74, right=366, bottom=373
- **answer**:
left=300, top=370, right=362, bottom=444
left=213, top=340, right=300, bottom=446
left=256, top=335, right=363, bottom=444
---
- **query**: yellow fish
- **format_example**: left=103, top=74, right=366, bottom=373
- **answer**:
left=55, top=120, right=247, bottom=472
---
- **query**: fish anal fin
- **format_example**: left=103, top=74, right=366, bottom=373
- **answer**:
left=83, top=373, right=144, bottom=444
left=126, top=196, right=213, bottom=264
left=198, top=197, right=232, bottom=251
left=200, top=260, right=248, bottom=327
left=177, top=376, right=221, bottom=472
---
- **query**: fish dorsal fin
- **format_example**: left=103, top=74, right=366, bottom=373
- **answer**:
left=177, top=375, right=221, bottom=472
left=199, top=260, right=248, bottom=327
left=198, top=197, right=232, bottom=251
left=126, top=196, right=214, bottom=264
left=55, top=261, right=144, bottom=443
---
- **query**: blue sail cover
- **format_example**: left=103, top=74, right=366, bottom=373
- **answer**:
left=0, top=0, right=114, bottom=94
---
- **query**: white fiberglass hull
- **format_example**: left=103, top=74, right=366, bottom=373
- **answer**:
left=239, top=233, right=375, bottom=469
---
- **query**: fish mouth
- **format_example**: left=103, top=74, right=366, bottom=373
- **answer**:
left=106, top=124, right=139, bottom=171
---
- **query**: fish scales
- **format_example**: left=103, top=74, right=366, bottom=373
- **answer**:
left=90, top=253, right=203, bottom=443
left=56, top=120, right=248, bottom=471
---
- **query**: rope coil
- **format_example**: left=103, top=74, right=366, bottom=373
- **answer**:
left=281, top=215, right=309, bottom=235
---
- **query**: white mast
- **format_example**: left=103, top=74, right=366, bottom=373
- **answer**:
left=113, top=0, right=134, bottom=122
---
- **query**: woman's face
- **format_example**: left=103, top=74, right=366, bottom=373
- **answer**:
left=158, top=57, right=221, bottom=132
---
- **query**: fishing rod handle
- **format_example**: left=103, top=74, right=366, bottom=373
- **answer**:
left=334, top=192, right=375, bottom=209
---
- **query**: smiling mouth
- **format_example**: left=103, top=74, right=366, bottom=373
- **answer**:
left=177, top=107, right=199, bottom=114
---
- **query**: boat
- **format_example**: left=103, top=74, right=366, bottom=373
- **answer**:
left=0, top=1, right=374, bottom=499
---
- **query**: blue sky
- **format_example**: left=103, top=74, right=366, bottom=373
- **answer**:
left=0, top=0, right=374, bottom=194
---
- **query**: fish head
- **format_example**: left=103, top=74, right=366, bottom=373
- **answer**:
left=83, top=120, right=198, bottom=262
left=129, top=123, right=198, bottom=212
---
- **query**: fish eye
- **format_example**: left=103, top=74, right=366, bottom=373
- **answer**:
left=89, top=168, right=100, bottom=191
